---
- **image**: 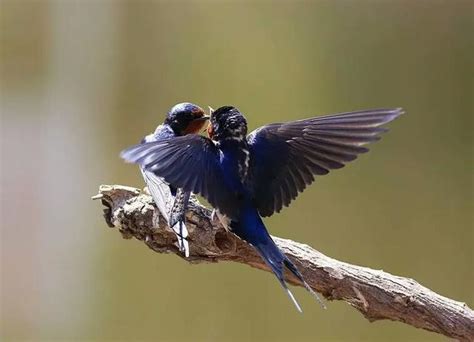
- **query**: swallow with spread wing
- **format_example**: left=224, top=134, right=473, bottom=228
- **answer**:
left=131, top=102, right=209, bottom=257
left=121, top=105, right=403, bottom=311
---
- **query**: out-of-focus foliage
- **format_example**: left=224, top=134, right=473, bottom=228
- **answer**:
left=1, top=1, right=472, bottom=341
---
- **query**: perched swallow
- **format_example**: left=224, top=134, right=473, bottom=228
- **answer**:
left=122, top=106, right=403, bottom=311
left=132, top=102, right=209, bottom=257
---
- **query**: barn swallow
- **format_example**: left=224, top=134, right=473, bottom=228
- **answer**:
left=121, top=106, right=403, bottom=311
left=132, top=102, right=209, bottom=257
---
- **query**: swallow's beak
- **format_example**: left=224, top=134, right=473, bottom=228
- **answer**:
left=206, top=120, right=214, bottom=137
left=193, top=115, right=210, bottom=122
left=201, top=107, right=215, bottom=132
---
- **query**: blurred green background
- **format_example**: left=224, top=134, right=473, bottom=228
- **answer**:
left=1, top=0, right=472, bottom=341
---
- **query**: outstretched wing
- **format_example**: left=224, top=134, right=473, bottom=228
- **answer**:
left=121, top=135, right=239, bottom=218
left=247, top=108, right=404, bottom=217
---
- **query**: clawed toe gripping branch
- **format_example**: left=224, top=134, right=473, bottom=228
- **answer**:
left=93, top=184, right=474, bottom=341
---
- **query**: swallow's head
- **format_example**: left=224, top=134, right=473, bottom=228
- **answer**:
left=208, top=106, right=247, bottom=141
left=164, top=102, right=209, bottom=135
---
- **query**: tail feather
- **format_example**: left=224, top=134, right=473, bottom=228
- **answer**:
left=283, top=259, right=326, bottom=309
left=141, top=168, right=190, bottom=257
left=254, top=244, right=303, bottom=312
left=170, top=221, right=190, bottom=258
left=284, top=284, right=303, bottom=313
left=234, top=207, right=325, bottom=311
left=169, top=189, right=191, bottom=257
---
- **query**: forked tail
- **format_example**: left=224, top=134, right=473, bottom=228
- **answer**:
left=253, top=243, right=304, bottom=312
left=253, top=238, right=326, bottom=312
left=233, top=208, right=326, bottom=312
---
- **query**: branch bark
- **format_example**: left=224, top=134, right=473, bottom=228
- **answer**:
left=93, top=184, right=474, bottom=341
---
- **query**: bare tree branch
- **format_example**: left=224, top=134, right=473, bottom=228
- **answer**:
left=93, top=184, right=474, bottom=341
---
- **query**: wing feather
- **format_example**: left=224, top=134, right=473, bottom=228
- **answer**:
left=121, top=135, right=239, bottom=218
left=247, top=108, right=403, bottom=216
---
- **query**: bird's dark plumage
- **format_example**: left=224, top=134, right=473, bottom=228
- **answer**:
left=246, top=108, right=403, bottom=216
left=121, top=105, right=403, bottom=311
left=123, top=133, right=240, bottom=219
left=127, top=102, right=209, bottom=257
